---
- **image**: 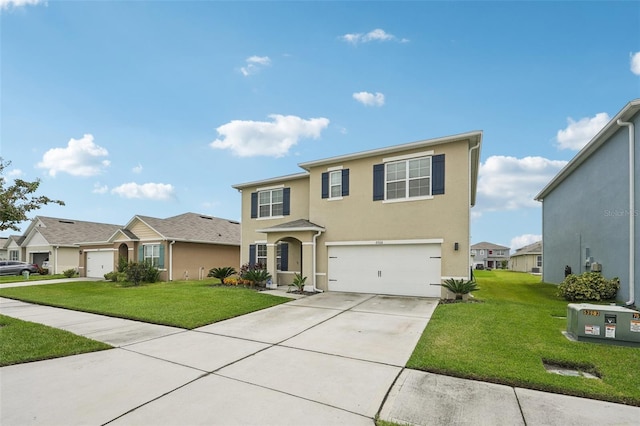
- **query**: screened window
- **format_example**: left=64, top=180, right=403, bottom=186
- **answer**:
left=386, top=157, right=431, bottom=200
left=9, top=250, right=19, bottom=261
left=329, top=170, right=342, bottom=198
left=144, top=244, right=161, bottom=267
left=258, top=189, right=283, bottom=218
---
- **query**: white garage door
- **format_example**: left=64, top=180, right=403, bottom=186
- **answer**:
left=86, top=251, right=113, bottom=278
left=327, top=243, right=442, bottom=297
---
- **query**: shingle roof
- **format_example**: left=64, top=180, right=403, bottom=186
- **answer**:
left=471, top=241, right=510, bottom=250
left=33, top=216, right=123, bottom=246
left=512, top=241, right=542, bottom=256
left=256, top=219, right=325, bottom=233
left=133, top=213, right=240, bottom=246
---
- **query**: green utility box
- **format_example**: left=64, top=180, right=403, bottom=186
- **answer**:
left=567, top=303, right=640, bottom=347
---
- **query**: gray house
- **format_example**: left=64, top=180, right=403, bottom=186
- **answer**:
left=470, top=242, right=509, bottom=269
left=509, top=241, right=542, bottom=274
left=535, top=99, right=639, bottom=306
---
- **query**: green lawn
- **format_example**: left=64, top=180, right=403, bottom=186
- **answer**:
left=407, top=270, right=640, bottom=406
left=0, top=279, right=290, bottom=329
left=0, top=314, right=111, bottom=366
left=0, top=274, right=66, bottom=284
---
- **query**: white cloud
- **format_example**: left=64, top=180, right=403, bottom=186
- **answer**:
left=210, top=114, right=330, bottom=157
left=36, top=134, right=110, bottom=177
left=477, top=156, right=568, bottom=211
left=631, top=51, right=640, bottom=76
left=556, top=112, right=610, bottom=151
left=510, top=234, right=542, bottom=253
left=340, top=28, right=408, bottom=45
left=7, top=168, right=23, bottom=178
left=132, top=163, right=143, bottom=174
left=111, top=182, right=175, bottom=200
left=92, top=183, right=109, bottom=194
left=353, top=91, right=385, bottom=107
left=240, top=55, right=271, bottom=76
left=0, top=0, right=43, bottom=10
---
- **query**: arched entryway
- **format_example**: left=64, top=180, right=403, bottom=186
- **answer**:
left=118, top=243, right=129, bottom=270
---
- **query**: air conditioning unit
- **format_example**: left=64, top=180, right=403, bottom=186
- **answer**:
left=566, top=303, right=640, bottom=347
left=591, top=262, right=602, bottom=272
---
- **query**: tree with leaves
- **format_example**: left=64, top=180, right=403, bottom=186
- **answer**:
left=0, top=158, right=65, bottom=232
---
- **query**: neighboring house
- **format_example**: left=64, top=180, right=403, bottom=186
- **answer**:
left=232, top=131, right=482, bottom=297
left=471, top=242, right=509, bottom=269
left=78, top=212, right=240, bottom=281
left=2, top=236, right=25, bottom=262
left=0, top=237, right=7, bottom=260
left=19, top=216, right=122, bottom=274
left=509, top=241, right=542, bottom=274
left=535, top=99, right=639, bottom=306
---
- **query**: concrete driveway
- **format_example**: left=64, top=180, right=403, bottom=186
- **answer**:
left=0, top=292, right=437, bottom=425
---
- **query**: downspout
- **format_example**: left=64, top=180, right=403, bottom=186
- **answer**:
left=468, top=140, right=481, bottom=280
left=169, top=240, right=176, bottom=281
left=307, top=230, right=324, bottom=293
left=54, top=246, right=59, bottom=275
left=617, top=119, right=635, bottom=306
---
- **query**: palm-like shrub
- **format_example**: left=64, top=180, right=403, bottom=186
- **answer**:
left=243, top=269, right=272, bottom=287
left=442, top=278, right=479, bottom=300
left=207, top=266, right=237, bottom=285
left=290, top=273, right=307, bottom=292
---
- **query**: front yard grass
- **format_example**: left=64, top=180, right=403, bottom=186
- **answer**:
left=0, top=274, right=65, bottom=284
left=407, top=270, right=640, bottom=406
left=0, top=314, right=111, bottom=366
left=0, top=279, right=290, bottom=329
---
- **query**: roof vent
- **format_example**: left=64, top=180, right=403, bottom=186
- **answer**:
left=228, top=220, right=240, bottom=225
left=58, top=220, right=75, bottom=224
left=199, top=216, right=213, bottom=220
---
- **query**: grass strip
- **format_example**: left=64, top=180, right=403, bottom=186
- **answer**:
left=0, top=314, right=111, bottom=366
left=0, top=279, right=290, bottom=329
left=407, top=270, right=640, bottom=406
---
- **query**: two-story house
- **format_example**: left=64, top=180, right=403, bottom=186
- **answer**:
left=470, top=242, right=510, bottom=269
left=232, top=131, right=482, bottom=298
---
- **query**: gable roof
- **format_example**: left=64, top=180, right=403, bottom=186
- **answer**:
left=511, top=241, right=542, bottom=257
left=125, top=213, right=240, bottom=246
left=471, top=241, right=510, bottom=251
left=256, top=219, right=325, bottom=233
left=25, top=216, right=122, bottom=247
left=536, top=99, right=640, bottom=201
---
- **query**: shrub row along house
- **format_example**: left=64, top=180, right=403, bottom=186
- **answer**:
left=232, top=131, right=482, bottom=297
left=3, top=213, right=240, bottom=281
left=536, top=99, right=639, bottom=306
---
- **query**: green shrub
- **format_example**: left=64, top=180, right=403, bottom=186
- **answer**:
left=442, top=278, right=479, bottom=300
left=117, top=256, right=128, bottom=273
left=242, top=268, right=272, bottom=287
left=207, top=266, right=237, bottom=284
left=290, top=273, right=307, bottom=292
left=104, top=271, right=118, bottom=282
left=557, top=272, right=619, bottom=301
left=125, top=262, right=146, bottom=286
left=62, top=268, right=77, bottom=278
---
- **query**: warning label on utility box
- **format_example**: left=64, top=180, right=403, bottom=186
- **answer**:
left=584, top=325, right=600, bottom=336
left=631, top=320, right=640, bottom=333
left=605, top=324, right=616, bottom=338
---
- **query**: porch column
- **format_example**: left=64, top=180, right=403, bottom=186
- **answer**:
left=302, top=242, right=314, bottom=292
left=266, top=243, right=278, bottom=288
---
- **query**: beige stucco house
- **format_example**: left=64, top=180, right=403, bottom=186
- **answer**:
left=233, top=131, right=482, bottom=297
left=509, top=241, right=543, bottom=274
left=78, top=212, right=240, bottom=281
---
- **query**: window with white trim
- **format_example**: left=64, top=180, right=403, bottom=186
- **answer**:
left=144, top=244, right=161, bottom=267
left=258, top=189, right=283, bottom=218
left=329, top=170, right=342, bottom=198
left=537, top=255, right=542, bottom=267
left=256, top=244, right=267, bottom=265
left=386, top=156, right=431, bottom=200
left=9, top=250, right=19, bottom=261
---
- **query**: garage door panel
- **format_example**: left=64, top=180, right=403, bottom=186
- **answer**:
left=328, top=244, right=441, bottom=297
left=86, top=251, right=114, bottom=278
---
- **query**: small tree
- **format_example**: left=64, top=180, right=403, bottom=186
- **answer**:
left=0, top=158, right=65, bottom=232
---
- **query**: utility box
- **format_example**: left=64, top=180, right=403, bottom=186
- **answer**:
left=567, top=303, right=640, bottom=347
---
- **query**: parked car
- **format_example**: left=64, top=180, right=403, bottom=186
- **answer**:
left=0, top=261, right=39, bottom=276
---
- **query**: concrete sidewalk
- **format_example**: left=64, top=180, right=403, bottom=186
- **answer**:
left=1, top=293, right=639, bottom=425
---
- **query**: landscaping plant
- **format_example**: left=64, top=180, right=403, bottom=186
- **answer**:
left=557, top=272, right=619, bottom=301
left=207, top=266, right=237, bottom=285
left=441, top=278, right=479, bottom=300
left=62, top=268, right=77, bottom=278
left=290, top=273, right=307, bottom=292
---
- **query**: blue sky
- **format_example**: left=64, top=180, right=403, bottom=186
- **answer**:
left=1, top=0, right=639, bottom=251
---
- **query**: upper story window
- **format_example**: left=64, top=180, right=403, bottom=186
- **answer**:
left=386, top=157, right=431, bottom=200
left=259, top=188, right=283, bottom=217
left=251, top=187, right=290, bottom=219
left=470, top=249, right=476, bottom=256
left=373, top=154, right=444, bottom=202
left=322, top=169, right=349, bottom=199
left=480, top=249, right=485, bottom=255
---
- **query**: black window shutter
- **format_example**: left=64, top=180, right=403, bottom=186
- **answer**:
left=321, top=172, right=329, bottom=199
left=373, top=164, right=385, bottom=201
left=432, top=154, right=445, bottom=195
left=250, top=192, right=258, bottom=218
left=249, top=244, right=256, bottom=267
left=342, top=169, right=349, bottom=196
left=282, top=188, right=291, bottom=215
left=280, top=243, right=288, bottom=271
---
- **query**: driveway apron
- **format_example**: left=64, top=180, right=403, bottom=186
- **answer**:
left=0, top=292, right=438, bottom=425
